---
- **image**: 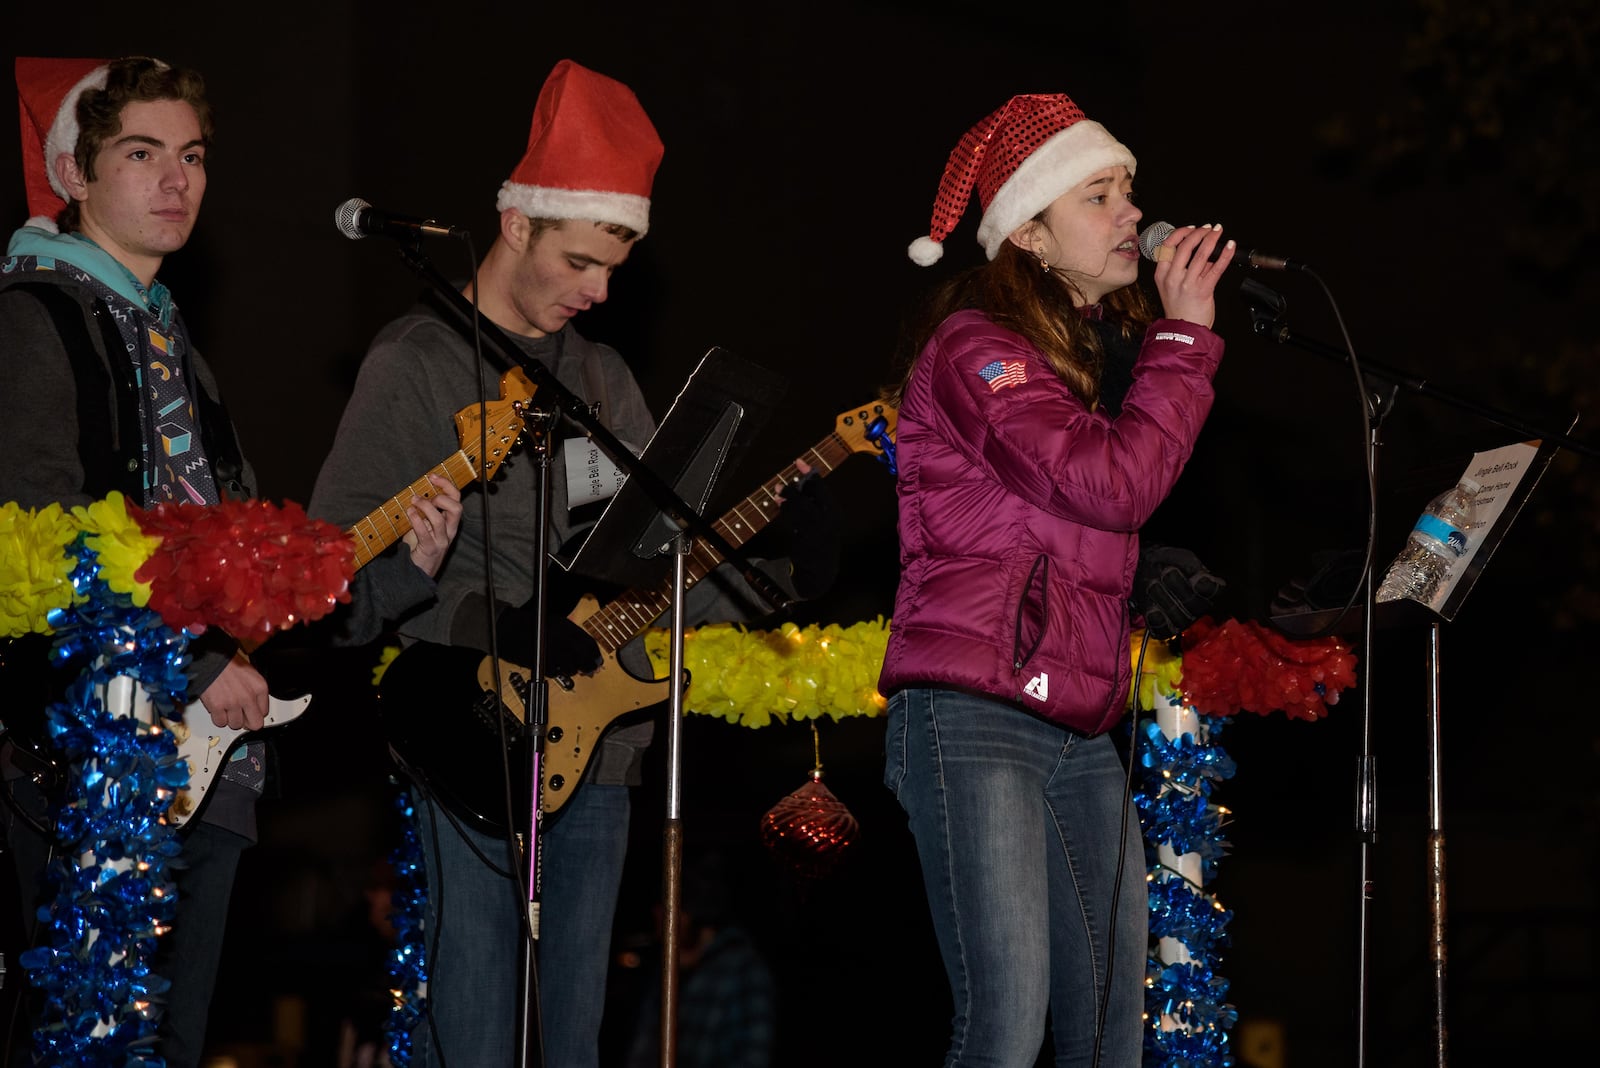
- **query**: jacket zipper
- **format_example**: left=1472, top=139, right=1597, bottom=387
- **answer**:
left=1013, top=554, right=1048, bottom=673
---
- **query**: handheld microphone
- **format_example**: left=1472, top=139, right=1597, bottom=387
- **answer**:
left=1137, top=221, right=1303, bottom=271
left=334, top=197, right=469, bottom=241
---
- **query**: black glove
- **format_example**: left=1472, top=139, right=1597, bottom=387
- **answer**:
left=494, top=601, right=602, bottom=679
left=780, top=473, right=841, bottom=600
left=1131, top=544, right=1226, bottom=640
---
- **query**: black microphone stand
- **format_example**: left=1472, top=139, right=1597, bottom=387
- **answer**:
left=387, top=240, right=791, bottom=1068
left=516, top=399, right=558, bottom=1066
left=1241, top=277, right=1587, bottom=1068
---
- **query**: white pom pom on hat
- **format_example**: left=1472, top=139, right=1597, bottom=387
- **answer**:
left=908, top=235, right=944, bottom=266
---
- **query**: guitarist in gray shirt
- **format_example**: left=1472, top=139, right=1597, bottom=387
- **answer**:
left=308, top=60, right=837, bottom=1068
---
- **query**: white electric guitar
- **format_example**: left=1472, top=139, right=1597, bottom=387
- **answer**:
left=163, top=367, right=535, bottom=827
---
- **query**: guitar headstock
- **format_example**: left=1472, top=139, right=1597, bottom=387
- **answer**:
left=453, top=367, right=537, bottom=483
left=834, top=400, right=899, bottom=473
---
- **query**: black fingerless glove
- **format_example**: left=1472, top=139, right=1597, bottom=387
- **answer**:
left=1131, top=544, right=1226, bottom=640
left=780, top=473, right=841, bottom=600
left=494, top=602, right=602, bottom=679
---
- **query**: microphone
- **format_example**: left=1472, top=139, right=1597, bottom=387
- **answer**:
left=1137, top=221, right=1302, bottom=271
left=334, top=197, right=469, bottom=241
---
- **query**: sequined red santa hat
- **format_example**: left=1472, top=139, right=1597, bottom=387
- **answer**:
left=495, top=59, right=664, bottom=237
left=14, top=56, right=117, bottom=232
left=908, top=91, right=1136, bottom=266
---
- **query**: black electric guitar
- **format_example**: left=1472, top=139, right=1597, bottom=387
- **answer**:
left=1, top=367, right=537, bottom=829
left=376, top=400, right=899, bottom=836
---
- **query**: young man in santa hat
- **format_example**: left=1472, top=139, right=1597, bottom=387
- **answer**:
left=0, top=55, right=459, bottom=1066
left=310, top=58, right=837, bottom=1067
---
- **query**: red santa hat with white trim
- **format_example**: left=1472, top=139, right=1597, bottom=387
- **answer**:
left=495, top=59, right=664, bottom=237
left=14, top=56, right=117, bottom=232
left=908, top=91, right=1136, bottom=266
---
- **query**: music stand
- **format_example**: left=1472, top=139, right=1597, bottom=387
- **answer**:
left=560, top=346, right=787, bottom=587
left=557, top=345, right=786, bottom=1066
left=1240, top=275, right=1587, bottom=1068
left=1274, top=429, right=1569, bottom=1068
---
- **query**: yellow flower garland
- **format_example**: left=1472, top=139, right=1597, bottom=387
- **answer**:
left=369, top=620, right=1182, bottom=728
left=1, top=493, right=163, bottom=638
left=1129, top=627, right=1185, bottom=711
left=73, top=493, right=160, bottom=605
left=0, top=500, right=78, bottom=636
left=643, top=617, right=891, bottom=728
left=631, top=619, right=1186, bottom=727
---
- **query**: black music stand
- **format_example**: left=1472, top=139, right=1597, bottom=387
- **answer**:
left=1242, top=273, right=1586, bottom=1068
left=1274, top=429, right=1568, bottom=1068
left=560, top=346, right=786, bottom=587
left=1382, top=433, right=1567, bottom=1068
left=557, top=345, right=786, bottom=1067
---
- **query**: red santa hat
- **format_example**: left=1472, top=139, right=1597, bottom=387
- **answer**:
left=908, top=91, right=1136, bottom=266
left=495, top=59, right=664, bottom=237
left=15, top=56, right=115, bottom=232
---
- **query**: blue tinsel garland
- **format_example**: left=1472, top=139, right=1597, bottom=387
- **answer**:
left=17, top=534, right=188, bottom=1065
left=383, top=787, right=429, bottom=1066
left=1137, top=697, right=1238, bottom=1067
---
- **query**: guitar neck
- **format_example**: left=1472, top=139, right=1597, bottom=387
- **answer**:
left=580, top=429, right=856, bottom=655
left=346, top=450, right=478, bottom=570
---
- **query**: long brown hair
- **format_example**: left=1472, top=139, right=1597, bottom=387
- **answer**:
left=883, top=239, right=1155, bottom=410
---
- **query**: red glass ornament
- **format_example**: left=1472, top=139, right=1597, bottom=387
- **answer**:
left=759, top=769, right=858, bottom=881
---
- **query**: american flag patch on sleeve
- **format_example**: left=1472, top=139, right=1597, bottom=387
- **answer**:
left=978, top=359, right=1028, bottom=392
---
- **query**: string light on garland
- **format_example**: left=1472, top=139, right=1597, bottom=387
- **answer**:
left=1138, top=684, right=1238, bottom=1065
left=642, top=618, right=890, bottom=727
left=1133, top=617, right=1358, bottom=1068
left=1, top=493, right=353, bottom=1063
left=18, top=534, right=185, bottom=1064
left=383, top=785, right=429, bottom=1067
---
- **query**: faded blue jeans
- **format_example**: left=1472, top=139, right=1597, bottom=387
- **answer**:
left=884, top=689, right=1147, bottom=1068
left=409, top=781, right=630, bottom=1068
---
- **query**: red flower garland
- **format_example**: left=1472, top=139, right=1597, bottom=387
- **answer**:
left=1178, top=616, right=1358, bottom=721
left=133, top=499, right=354, bottom=639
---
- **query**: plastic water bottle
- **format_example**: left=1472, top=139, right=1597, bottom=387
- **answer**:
left=1376, top=477, right=1482, bottom=604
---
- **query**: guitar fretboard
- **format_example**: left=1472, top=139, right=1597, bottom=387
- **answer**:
left=580, top=431, right=856, bottom=654
left=342, top=370, right=532, bottom=572
left=347, top=452, right=478, bottom=569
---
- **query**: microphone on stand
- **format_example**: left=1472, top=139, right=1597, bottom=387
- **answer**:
left=1137, top=220, right=1305, bottom=271
left=334, top=197, right=469, bottom=241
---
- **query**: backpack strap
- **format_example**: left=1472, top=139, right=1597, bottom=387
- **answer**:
left=4, top=280, right=143, bottom=499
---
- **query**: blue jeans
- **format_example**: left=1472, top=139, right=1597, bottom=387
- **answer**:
left=410, top=782, right=630, bottom=1068
left=884, top=689, right=1147, bottom=1068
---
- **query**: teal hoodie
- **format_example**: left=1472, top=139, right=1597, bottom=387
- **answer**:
left=4, top=225, right=175, bottom=328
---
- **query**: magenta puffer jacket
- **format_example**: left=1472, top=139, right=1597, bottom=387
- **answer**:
left=877, top=308, right=1224, bottom=735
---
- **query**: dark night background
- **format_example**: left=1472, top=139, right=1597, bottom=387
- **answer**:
left=5, top=2, right=1598, bottom=1065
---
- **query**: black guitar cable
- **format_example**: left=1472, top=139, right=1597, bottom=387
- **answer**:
left=1090, top=625, right=1155, bottom=1068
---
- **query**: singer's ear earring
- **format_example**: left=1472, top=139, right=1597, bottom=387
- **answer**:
left=1037, top=251, right=1052, bottom=274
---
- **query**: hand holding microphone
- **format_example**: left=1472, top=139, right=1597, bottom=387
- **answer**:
left=1144, top=222, right=1236, bottom=329
left=1138, top=221, right=1304, bottom=271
